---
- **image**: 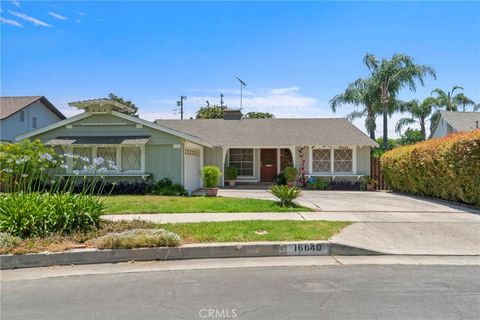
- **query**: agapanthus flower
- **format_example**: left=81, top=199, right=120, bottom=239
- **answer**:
left=40, top=153, right=53, bottom=161
left=93, top=157, right=104, bottom=166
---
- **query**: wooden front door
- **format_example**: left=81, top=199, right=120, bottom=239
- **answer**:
left=260, top=149, right=277, bottom=182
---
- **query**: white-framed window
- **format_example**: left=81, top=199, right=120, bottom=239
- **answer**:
left=312, top=149, right=331, bottom=173
left=72, top=146, right=93, bottom=170
left=121, top=146, right=142, bottom=172
left=229, top=148, right=254, bottom=177
left=333, top=148, right=353, bottom=173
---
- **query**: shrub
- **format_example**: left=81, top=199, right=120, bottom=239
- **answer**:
left=151, top=178, right=187, bottom=196
left=283, top=167, right=297, bottom=182
left=306, top=177, right=329, bottom=190
left=381, top=130, right=480, bottom=207
left=276, top=173, right=287, bottom=185
left=0, top=232, right=21, bottom=250
left=202, top=166, right=222, bottom=188
left=270, top=185, right=301, bottom=207
left=328, top=179, right=361, bottom=190
left=0, top=192, right=104, bottom=238
left=87, top=229, right=181, bottom=249
left=225, top=166, right=239, bottom=180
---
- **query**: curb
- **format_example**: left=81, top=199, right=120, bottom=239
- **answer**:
left=0, top=241, right=378, bottom=270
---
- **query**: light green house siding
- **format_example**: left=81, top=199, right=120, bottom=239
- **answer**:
left=29, top=113, right=184, bottom=184
left=355, top=146, right=371, bottom=175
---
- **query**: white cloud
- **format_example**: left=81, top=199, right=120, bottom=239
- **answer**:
left=268, top=86, right=300, bottom=95
left=78, top=12, right=85, bottom=16
left=0, top=17, right=24, bottom=28
left=10, top=0, right=20, bottom=8
left=8, top=10, right=51, bottom=27
left=48, top=11, right=67, bottom=20
left=76, top=19, right=81, bottom=23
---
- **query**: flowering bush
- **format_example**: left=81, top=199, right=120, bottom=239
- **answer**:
left=381, top=130, right=480, bottom=207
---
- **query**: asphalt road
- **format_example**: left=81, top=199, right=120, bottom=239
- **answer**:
left=2, top=265, right=479, bottom=320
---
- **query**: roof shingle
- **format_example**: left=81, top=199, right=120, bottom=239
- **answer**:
left=0, top=96, right=66, bottom=120
left=441, top=111, right=480, bottom=132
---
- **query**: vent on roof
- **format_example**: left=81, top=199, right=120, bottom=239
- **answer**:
left=223, top=110, right=242, bottom=120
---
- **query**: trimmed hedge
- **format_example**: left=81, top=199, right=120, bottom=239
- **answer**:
left=381, top=130, right=480, bottom=207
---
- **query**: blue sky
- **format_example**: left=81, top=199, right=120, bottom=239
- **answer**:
left=1, top=1, right=479, bottom=137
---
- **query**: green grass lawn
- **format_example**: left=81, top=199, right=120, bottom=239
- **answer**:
left=159, top=220, right=350, bottom=243
left=103, top=195, right=312, bottom=214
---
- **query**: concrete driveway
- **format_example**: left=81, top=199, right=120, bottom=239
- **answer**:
left=218, top=189, right=480, bottom=255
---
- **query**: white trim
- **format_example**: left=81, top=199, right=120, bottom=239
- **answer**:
left=308, top=146, right=313, bottom=175
left=276, top=148, right=281, bottom=174
left=352, top=146, right=357, bottom=174
left=15, top=112, right=91, bottom=141
left=330, top=147, right=334, bottom=174
left=112, top=111, right=213, bottom=147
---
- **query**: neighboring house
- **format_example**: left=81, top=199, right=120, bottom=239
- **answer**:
left=430, top=111, right=480, bottom=139
left=16, top=99, right=378, bottom=192
left=1, top=96, right=66, bottom=143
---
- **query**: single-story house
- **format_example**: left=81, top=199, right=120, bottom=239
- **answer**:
left=1, top=96, right=66, bottom=143
left=430, top=111, right=480, bottom=139
left=16, top=99, right=378, bottom=192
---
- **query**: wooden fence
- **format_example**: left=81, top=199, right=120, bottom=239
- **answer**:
left=370, top=156, right=388, bottom=190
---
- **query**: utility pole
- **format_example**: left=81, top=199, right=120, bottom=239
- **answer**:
left=220, top=93, right=224, bottom=107
left=236, top=77, right=247, bottom=109
left=176, top=96, right=187, bottom=119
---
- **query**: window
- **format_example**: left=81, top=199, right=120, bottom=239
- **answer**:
left=121, top=147, right=141, bottom=171
left=32, top=117, right=37, bottom=128
left=72, top=146, right=93, bottom=170
left=20, top=111, right=25, bottom=122
left=312, top=149, right=331, bottom=173
left=334, top=149, right=352, bottom=172
left=97, top=147, right=117, bottom=165
left=229, top=148, right=254, bottom=176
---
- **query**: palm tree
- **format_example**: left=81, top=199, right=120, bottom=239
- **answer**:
left=330, top=78, right=380, bottom=139
left=364, top=54, right=436, bottom=150
left=395, top=97, right=436, bottom=140
left=431, top=86, right=476, bottom=112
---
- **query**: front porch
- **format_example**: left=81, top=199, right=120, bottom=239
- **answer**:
left=220, top=146, right=370, bottom=186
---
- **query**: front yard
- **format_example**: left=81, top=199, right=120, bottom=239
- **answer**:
left=103, top=195, right=312, bottom=214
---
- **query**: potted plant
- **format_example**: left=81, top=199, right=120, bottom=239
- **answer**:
left=366, top=177, right=378, bottom=191
left=201, top=165, right=222, bottom=196
left=225, top=166, right=238, bottom=187
left=283, top=167, right=297, bottom=188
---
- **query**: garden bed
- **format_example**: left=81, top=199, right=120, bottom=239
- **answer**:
left=103, top=195, right=312, bottom=214
left=0, top=220, right=350, bottom=255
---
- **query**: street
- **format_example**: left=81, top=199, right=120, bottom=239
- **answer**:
left=2, top=261, right=479, bottom=320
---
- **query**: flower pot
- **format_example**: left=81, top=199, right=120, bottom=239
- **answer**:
left=204, top=187, right=219, bottom=197
left=366, top=183, right=376, bottom=191
left=228, top=180, right=236, bottom=187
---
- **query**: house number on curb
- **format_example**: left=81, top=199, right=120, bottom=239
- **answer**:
left=285, top=243, right=328, bottom=255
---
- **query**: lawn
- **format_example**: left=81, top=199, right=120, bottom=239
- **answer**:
left=159, top=220, right=350, bottom=243
left=103, top=195, right=312, bottom=214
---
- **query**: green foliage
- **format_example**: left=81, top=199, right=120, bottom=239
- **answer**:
left=196, top=105, right=229, bottom=119
left=151, top=178, right=187, bottom=196
left=0, top=192, right=105, bottom=238
left=225, top=166, right=239, bottom=180
left=108, top=93, right=138, bottom=115
left=398, top=128, right=423, bottom=146
left=381, top=130, right=480, bottom=207
left=87, top=229, right=180, bottom=249
left=0, top=232, right=21, bottom=250
left=270, top=185, right=301, bottom=207
left=431, top=86, right=476, bottom=112
left=283, top=167, right=297, bottom=182
left=372, top=138, right=398, bottom=157
left=306, top=177, right=329, bottom=190
left=243, top=112, right=275, bottom=119
left=201, top=166, right=222, bottom=188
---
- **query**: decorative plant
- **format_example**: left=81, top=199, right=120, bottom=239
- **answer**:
left=201, top=166, right=222, bottom=188
left=270, top=185, right=301, bottom=207
left=283, top=167, right=297, bottom=182
left=306, top=177, right=329, bottom=190
left=225, top=166, right=239, bottom=180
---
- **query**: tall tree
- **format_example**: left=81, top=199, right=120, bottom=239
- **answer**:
left=430, top=86, right=475, bottom=111
left=395, top=97, right=436, bottom=140
left=108, top=93, right=138, bottom=115
left=330, top=78, right=379, bottom=139
left=243, top=111, right=275, bottom=119
left=195, top=104, right=228, bottom=119
left=364, top=54, right=436, bottom=150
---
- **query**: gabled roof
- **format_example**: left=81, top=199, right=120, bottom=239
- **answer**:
left=0, top=96, right=66, bottom=120
left=440, top=111, right=480, bottom=132
left=69, top=99, right=136, bottom=114
left=155, top=118, right=378, bottom=147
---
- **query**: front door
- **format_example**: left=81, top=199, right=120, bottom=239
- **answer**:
left=260, top=149, right=277, bottom=182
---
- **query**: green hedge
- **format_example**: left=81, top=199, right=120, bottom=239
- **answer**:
left=381, top=130, right=480, bottom=207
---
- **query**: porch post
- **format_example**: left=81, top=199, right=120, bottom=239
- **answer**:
left=352, top=146, right=357, bottom=174
left=276, top=148, right=281, bottom=174
left=289, top=147, right=296, bottom=168
left=330, top=147, right=334, bottom=174
left=308, top=146, right=313, bottom=175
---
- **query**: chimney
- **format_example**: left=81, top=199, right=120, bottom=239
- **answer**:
left=223, top=109, right=242, bottom=120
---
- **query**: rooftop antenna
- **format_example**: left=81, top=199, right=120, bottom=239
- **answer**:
left=236, top=77, right=247, bottom=109
left=176, top=96, right=187, bottom=119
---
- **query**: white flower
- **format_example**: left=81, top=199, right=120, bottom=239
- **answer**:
left=93, top=157, right=104, bottom=166
left=81, top=156, right=90, bottom=163
left=73, top=170, right=80, bottom=175
left=64, top=153, right=75, bottom=159
left=60, top=164, right=68, bottom=169
left=40, top=153, right=53, bottom=161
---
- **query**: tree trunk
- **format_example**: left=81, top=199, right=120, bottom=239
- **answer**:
left=382, top=103, right=388, bottom=151
left=420, top=121, right=426, bottom=140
